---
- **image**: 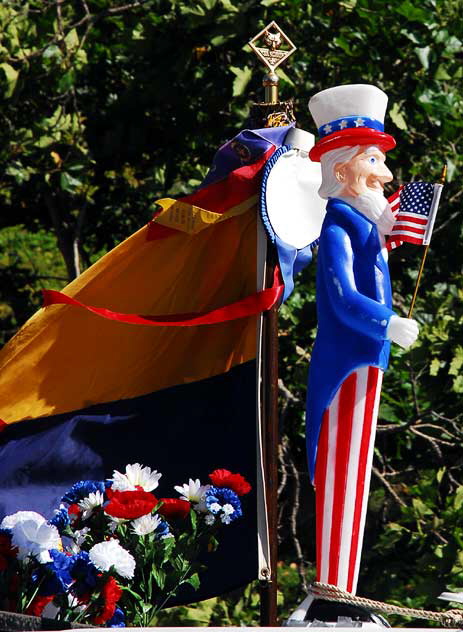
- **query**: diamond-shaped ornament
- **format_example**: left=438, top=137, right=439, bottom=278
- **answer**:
left=248, top=21, right=296, bottom=72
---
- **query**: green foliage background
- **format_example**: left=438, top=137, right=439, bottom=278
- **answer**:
left=0, top=0, right=462, bottom=625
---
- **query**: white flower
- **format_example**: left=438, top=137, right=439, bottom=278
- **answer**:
left=111, top=463, right=161, bottom=492
left=1, top=511, right=61, bottom=564
left=89, top=539, right=136, bottom=579
left=108, top=517, right=125, bottom=533
left=75, top=527, right=90, bottom=546
left=131, top=514, right=161, bottom=536
left=66, top=527, right=90, bottom=554
left=221, top=513, right=232, bottom=525
left=204, top=514, right=215, bottom=526
left=194, top=495, right=210, bottom=514
left=174, top=479, right=209, bottom=504
left=78, top=491, right=104, bottom=520
left=209, top=502, right=221, bottom=514
left=1, top=510, right=43, bottom=531
left=222, top=504, right=235, bottom=516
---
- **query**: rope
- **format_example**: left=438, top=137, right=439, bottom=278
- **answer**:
left=311, top=581, right=463, bottom=628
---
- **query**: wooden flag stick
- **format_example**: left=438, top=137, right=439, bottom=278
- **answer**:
left=248, top=21, right=296, bottom=627
left=408, top=165, right=447, bottom=318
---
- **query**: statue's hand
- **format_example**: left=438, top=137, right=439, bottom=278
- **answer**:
left=387, top=315, right=419, bottom=349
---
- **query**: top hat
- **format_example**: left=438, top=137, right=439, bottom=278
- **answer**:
left=308, top=84, right=396, bottom=162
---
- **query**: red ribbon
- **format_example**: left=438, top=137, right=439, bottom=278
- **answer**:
left=42, top=267, right=283, bottom=327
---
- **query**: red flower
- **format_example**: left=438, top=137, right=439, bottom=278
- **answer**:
left=26, top=595, right=54, bottom=616
left=104, top=489, right=158, bottom=520
left=68, top=503, right=82, bottom=523
left=93, top=576, right=122, bottom=625
left=0, top=532, right=17, bottom=558
left=158, top=498, right=190, bottom=520
left=209, top=469, right=251, bottom=496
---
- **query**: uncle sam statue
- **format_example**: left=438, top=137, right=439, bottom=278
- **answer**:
left=306, top=84, right=419, bottom=594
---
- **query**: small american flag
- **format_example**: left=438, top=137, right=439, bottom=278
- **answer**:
left=387, top=181, right=443, bottom=251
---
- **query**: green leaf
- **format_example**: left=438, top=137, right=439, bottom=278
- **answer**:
left=219, top=0, right=239, bottom=12
left=435, top=65, right=451, bottom=80
left=190, top=508, right=197, bottom=531
left=57, top=69, right=75, bottom=93
left=278, top=67, right=295, bottom=88
left=43, top=44, right=62, bottom=61
left=429, top=357, right=441, bottom=376
left=436, top=467, right=446, bottom=483
left=60, top=172, right=82, bottom=192
left=454, top=486, right=463, bottom=510
left=389, top=102, right=408, bottom=130
left=452, top=375, right=463, bottom=393
left=230, top=66, right=252, bottom=97
left=152, top=566, right=166, bottom=590
left=396, top=1, right=431, bottom=22
left=449, top=346, right=463, bottom=376
left=415, top=46, right=431, bottom=70
left=0, top=62, right=18, bottom=98
left=333, top=35, right=354, bottom=55
left=412, top=498, right=433, bottom=518
left=446, top=158, right=456, bottom=182
left=184, top=572, right=200, bottom=590
left=340, top=0, right=357, bottom=10
left=64, top=28, right=79, bottom=51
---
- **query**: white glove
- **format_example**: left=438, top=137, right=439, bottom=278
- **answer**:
left=386, top=315, right=419, bottom=349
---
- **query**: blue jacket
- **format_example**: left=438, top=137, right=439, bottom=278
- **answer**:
left=306, top=197, right=395, bottom=481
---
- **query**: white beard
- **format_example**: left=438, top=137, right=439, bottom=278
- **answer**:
left=340, top=189, right=395, bottom=238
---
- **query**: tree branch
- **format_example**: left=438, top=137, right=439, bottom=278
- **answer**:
left=372, top=466, right=407, bottom=508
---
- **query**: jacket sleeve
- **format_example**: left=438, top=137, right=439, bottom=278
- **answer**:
left=320, top=223, right=395, bottom=340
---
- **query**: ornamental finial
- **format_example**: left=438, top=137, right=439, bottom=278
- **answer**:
left=248, top=21, right=296, bottom=104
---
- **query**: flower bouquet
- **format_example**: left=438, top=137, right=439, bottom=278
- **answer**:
left=0, top=463, right=251, bottom=627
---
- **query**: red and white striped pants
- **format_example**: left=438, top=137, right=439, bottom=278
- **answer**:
left=314, top=366, right=383, bottom=594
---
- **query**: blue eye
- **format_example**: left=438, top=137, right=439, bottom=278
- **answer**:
left=368, top=156, right=377, bottom=165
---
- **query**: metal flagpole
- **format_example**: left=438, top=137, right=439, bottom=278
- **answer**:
left=408, top=165, right=447, bottom=318
left=248, top=22, right=296, bottom=627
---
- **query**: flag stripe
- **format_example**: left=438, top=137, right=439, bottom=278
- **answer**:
left=328, top=372, right=356, bottom=585
left=392, top=224, right=426, bottom=235
left=392, top=232, right=425, bottom=244
left=322, top=396, right=339, bottom=582
left=347, top=367, right=382, bottom=592
left=337, top=368, right=368, bottom=591
left=314, top=367, right=383, bottom=593
left=387, top=182, right=437, bottom=251
left=315, top=409, right=329, bottom=583
left=395, top=215, right=428, bottom=226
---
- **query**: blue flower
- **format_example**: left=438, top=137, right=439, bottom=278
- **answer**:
left=107, top=606, right=126, bottom=627
left=61, top=480, right=105, bottom=504
left=155, top=519, right=171, bottom=540
left=49, top=508, right=70, bottom=533
left=69, top=551, right=98, bottom=597
left=204, top=486, right=242, bottom=523
left=32, top=550, right=73, bottom=596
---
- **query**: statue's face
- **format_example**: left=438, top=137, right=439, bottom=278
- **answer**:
left=335, top=146, right=392, bottom=197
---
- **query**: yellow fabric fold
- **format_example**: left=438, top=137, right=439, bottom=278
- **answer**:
left=0, top=210, right=258, bottom=424
left=154, top=196, right=258, bottom=234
